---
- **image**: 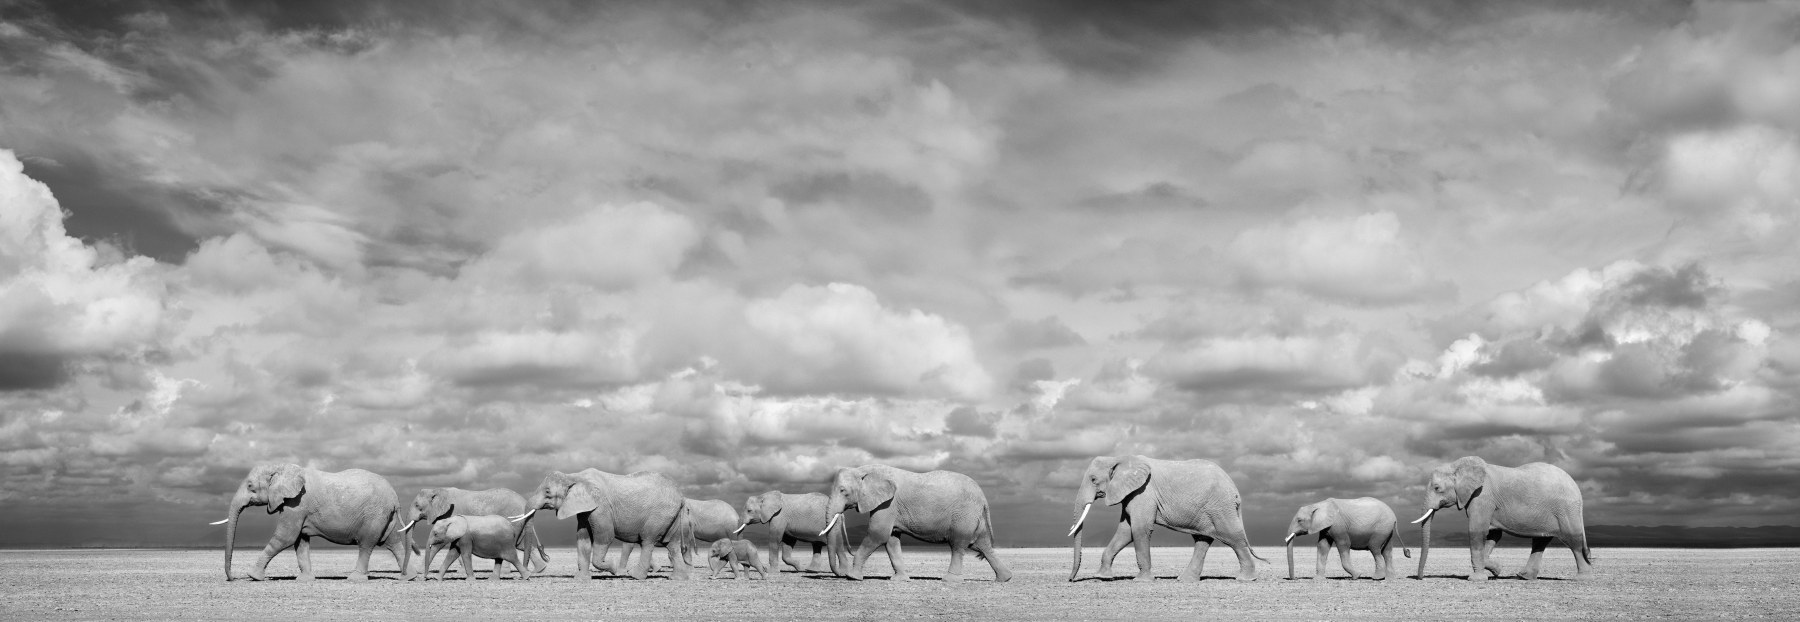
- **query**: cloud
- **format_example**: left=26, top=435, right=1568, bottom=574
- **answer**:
left=0, top=149, right=167, bottom=387
left=1228, top=211, right=1454, bottom=305
left=4, top=1, right=1800, bottom=546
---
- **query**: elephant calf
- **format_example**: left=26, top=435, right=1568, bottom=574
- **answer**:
left=1284, top=497, right=1411, bottom=580
left=424, top=515, right=531, bottom=580
left=707, top=538, right=767, bottom=580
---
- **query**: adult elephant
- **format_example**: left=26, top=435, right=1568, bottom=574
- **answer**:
left=607, top=498, right=739, bottom=573
left=733, top=490, right=848, bottom=576
left=210, top=463, right=415, bottom=581
left=512, top=469, right=692, bottom=580
left=823, top=464, right=1011, bottom=582
left=1413, top=456, right=1593, bottom=581
left=1283, top=497, right=1410, bottom=580
left=1066, top=455, right=1266, bottom=582
left=400, top=487, right=549, bottom=577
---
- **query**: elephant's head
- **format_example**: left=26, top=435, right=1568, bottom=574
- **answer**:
left=212, top=463, right=306, bottom=580
left=708, top=538, right=733, bottom=575
left=402, top=488, right=453, bottom=536
left=1413, top=456, right=1489, bottom=579
left=1067, top=456, right=1150, bottom=581
left=734, top=491, right=781, bottom=535
left=1284, top=501, right=1336, bottom=579
left=822, top=467, right=895, bottom=537
left=423, top=517, right=467, bottom=580
left=523, top=471, right=605, bottom=520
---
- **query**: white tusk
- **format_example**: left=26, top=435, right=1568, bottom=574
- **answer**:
left=1411, top=508, right=1437, bottom=524
left=508, top=512, right=532, bottom=523
left=1066, top=503, right=1092, bottom=538
left=398, top=520, right=416, bottom=532
left=208, top=518, right=229, bottom=525
left=1284, top=532, right=1297, bottom=544
left=733, top=524, right=747, bottom=535
left=818, top=513, right=842, bottom=537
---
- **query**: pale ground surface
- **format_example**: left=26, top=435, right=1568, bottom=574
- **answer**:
left=1, top=546, right=1794, bottom=620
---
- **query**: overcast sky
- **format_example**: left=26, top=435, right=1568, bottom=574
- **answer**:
left=1, top=0, right=1797, bottom=548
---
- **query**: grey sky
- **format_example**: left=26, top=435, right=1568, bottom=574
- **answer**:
left=0, top=0, right=1796, bottom=547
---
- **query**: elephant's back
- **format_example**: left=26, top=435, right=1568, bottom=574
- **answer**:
left=690, top=499, right=741, bottom=536
left=1156, top=458, right=1243, bottom=498
left=325, top=469, right=400, bottom=506
left=780, top=494, right=834, bottom=535
left=1515, top=463, right=1584, bottom=506
left=463, top=488, right=529, bottom=515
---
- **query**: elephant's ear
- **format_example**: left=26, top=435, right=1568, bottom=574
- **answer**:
left=859, top=471, right=897, bottom=510
left=756, top=493, right=781, bottom=523
left=1310, top=504, right=1334, bottom=533
left=558, top=481, right=603, bottom=520
left=1103, top=459, right=1151, bottom=506
left=1452, top=457, right=1487, bottom=510
left=267, top=464, right=305, bottom=510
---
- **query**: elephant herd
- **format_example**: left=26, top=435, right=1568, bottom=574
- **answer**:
left=212, top=455, right=1593, bottom=583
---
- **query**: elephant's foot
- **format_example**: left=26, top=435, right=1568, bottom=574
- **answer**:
left=1132, top=572, right=1154, bottom=581
left=1466, top=573, right=1490, bottom=582
left=1175, top=573, right=1197, bottom=583
left=1236, top=572, right=1258, bottom=582
left=346, top=573, right=368, bottom=582
left=1095, top=566, right=1114, bottom=579
left=942, top=572, right=964, bottom=583
left=890, top=572, right=911, bottom=582
left=1516, top=568, right=1540, bottom=581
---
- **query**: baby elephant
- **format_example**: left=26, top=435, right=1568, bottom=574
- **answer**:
left=425, top=515, right=531, bottom=580
left=1284, top=497, right=1412, bottom=580
left=707, top=538, right=767, bottom=580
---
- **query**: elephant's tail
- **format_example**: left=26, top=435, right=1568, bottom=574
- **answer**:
left=1396, top=526, right=1412, bottom=558
left=974, top=505, right=994, bottom=562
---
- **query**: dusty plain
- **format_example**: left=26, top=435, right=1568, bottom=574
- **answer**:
left=2, top=546, right=1794, bottom=620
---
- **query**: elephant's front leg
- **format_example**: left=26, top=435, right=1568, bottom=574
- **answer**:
left=1468, top=528, right=1502, bottom=581
left=778, top=536, right=804, bottom=572
left=1128, top=522, right=1154, bottom=580
left=1314, top=538, right=1329, bottom=579
left=1180, top=535, right=1210, bottom=582
left=1335, top=541, right=1360, bottom=580
left=294, top=535, right=313, bottom=581
left=250, top=516, right=304, bottom=581
left=884, top=535, right=909, bottom=581
left=1095, top=518, right=1133, bottom=578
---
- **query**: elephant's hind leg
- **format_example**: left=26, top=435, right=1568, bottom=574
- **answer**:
left=1518, top=537, right=1551, bottom=580
left=944, top=539, right=967, bottom=582
left=1179, top=535, right=1211, bottom=582
left=806, top=541, right=828, bottom=572
left=973, top=536, right=1012, bottom=583
left=348, top=540, right=375, bottom=582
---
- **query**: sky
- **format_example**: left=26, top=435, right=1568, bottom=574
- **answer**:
left=1, top=0, right=1797, bottom=549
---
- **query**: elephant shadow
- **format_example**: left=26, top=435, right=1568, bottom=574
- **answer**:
left=1073, top=574, right=1234, bottom=582
left=797, top=575, right=943, bottom=581
left=1415, top=573, right=1574, bottom=581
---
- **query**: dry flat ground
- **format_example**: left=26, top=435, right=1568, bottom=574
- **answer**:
left=2, top=546, right=1794, bottom=620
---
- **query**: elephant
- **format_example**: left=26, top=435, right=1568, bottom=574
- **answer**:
left=733, top=490, right=849, bottom=576
left=1283, top=497, right=1411, bottom=580
left=400, top=487, right=549, bottom=578
left=824, top=464, right=1012, bottom=582
left=210, top=463, right=416, bottom=581
left=1413, top=456, right=1594, bottom=581
left=1067, top=455, right=1267, bottom=582
left=603, top=497, right=739, bottom=574
left=706, top=538, right=768, bottom=580
left=423, top=515, right=532, bottom=580
left=513, top=469, right=692, bottom=580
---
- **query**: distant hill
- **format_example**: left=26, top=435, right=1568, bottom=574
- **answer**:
left=1429, top=525, right=1800, bottom=548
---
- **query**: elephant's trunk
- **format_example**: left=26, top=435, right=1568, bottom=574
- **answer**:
left=1417, top=514, right=1431, bottom=580
left=221, top=488, right=251, bottom=581
left=1285, top=537, right=1295, bottom=580
left=1068, top=505, right=1086, bottom=582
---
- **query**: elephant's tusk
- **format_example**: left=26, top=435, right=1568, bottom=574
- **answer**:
left=732, top=523, right=747, bottom=535
left=1284, top=532, right=1297, bottom=544
left=398, top=520, right=416, bottom=532
left=508, top=512, right=532, bottom=523
left=208, top=518, right=229, bottom=525
left=1411, top=508, right=1437, bottom=524
left=1066, top=502, right=1092, bottom=538
left=819, top=513, right=842, bottom=537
